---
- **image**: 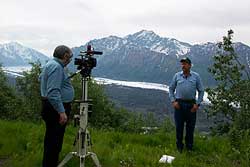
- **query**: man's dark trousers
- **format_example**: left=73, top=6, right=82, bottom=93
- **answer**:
left=41, top=99, right=71, bottom=167
left=174, top=100, right=196, bottom=151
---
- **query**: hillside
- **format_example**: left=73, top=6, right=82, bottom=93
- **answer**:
left=0, top=120, right=249, bottom=167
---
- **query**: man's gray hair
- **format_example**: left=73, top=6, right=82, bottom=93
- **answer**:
left=53, top=45, right=72, bottom=59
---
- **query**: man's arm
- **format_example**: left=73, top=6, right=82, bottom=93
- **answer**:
left=169, top=73, right=177, bottom=102
left=47, top=65, right=65, bottom=113
left=196, top=74, right=204, bottom=105
left=169, top=74, right=180, bottom=109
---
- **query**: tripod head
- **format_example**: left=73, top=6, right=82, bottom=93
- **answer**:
left=74, top=44, right=103, bottom=78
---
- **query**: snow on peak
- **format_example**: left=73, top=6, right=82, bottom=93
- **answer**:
left=196, top=42, right=215, bottom=46
left=0, top=41, right=49, bottom=66
left=136, top=30, right=157, bottom=38
left=3, top=41, right=22, bottom=47
left=125, top=30, right=159, bottom=41
left=1, top=41, right=35, bottom=60
left=95, top=36, right=127, bottom=51
left=175, top=42, right=191, bottom=57
left=123, top=30, right=191, bottom=57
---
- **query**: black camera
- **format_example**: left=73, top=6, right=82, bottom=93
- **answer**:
left=74, top=44, right=102, bottom=77
left=74, top=56, right=97, bottom=70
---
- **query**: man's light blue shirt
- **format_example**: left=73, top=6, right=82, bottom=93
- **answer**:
left=169, top=71, right=204, bottom=105
left=39, top=58, right=74, bottom=113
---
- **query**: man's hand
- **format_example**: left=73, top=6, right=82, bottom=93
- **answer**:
left=191, top=104, right=199, bottom=113
left=172, top=101, right=180, bottom=110
left=59, top=112, right=68, bottom=125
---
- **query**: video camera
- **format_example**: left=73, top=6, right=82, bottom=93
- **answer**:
left=74, top=44, right=103, bottom=77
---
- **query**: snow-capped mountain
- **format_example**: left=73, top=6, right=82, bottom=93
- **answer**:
left=125, top=30, right=191, bottom=57
left=0, top=42, right=49, bottom=66
left=71, top=30, right=250, bottom=86
left=73, top=30, right=191, bottom=58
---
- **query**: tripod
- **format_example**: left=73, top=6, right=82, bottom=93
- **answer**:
left=58, top=76, right=101, bottom=167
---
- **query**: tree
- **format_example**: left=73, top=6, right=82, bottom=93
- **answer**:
left=16, top=62, right=42, bottom=121
left=0, top=64, right=23, bottom=120
left=207, top=30, right=250, bottom=159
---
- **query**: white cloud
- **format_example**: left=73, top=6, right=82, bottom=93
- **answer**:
left=0, top=0, right=250, bottom=55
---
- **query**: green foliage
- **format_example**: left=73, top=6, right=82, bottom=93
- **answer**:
left=0, top=65, right=24, bottom=120
left=0, top=120, right=44, bottom=167
left=1, top=120, right=249, bottom=167
left=207, top=30, right=250, bottom=159
left=15, top=62, right=42, bottom=121
left=159, top=117, right=175, bottom=133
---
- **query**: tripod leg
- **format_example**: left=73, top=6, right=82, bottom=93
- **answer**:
left=89, top=152, right=101, bottom=167
left=80, top=156, right=85, bottom=167
left=57, top=152, right=75, bottom=167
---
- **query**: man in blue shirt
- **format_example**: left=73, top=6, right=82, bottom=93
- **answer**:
left=39, top=45, right=74, bottom=167
left=169, top=57, right=204, bottom=153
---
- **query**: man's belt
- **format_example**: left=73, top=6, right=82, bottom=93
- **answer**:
left=41, top=97, right=72, bottom=105
left=176, top=99, right=195, bottom=104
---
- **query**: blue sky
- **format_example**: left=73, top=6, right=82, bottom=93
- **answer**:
left=1, top=0, right=250, bottom=56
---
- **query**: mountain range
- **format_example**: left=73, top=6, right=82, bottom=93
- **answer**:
left=1, top=30, right=250, bottom=87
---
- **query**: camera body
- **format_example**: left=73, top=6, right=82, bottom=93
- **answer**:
left=74, top=56, right=97, bottom=70
left=74, top=44, right=102, bottom=77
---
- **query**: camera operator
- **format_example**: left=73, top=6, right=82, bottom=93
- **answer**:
left=39, top=45, right=74, bottom=167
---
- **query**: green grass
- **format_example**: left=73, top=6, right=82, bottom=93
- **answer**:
left=0, top=120, right=249, bottom=167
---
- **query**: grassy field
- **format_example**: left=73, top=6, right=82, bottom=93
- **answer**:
left=0, top=120, right=249, bottom=167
